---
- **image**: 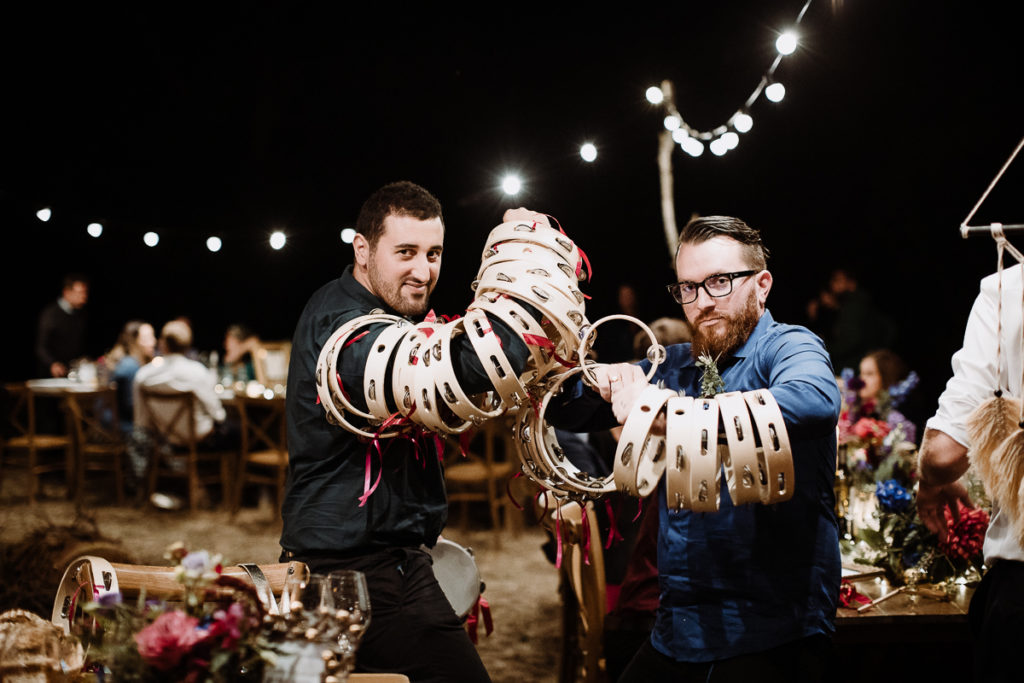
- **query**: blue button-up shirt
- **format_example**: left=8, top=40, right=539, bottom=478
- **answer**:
left=552, top=310, right=842, bottom=661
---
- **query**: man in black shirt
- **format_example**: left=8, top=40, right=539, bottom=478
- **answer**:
left=280, top=181, right=529, bottom=682
left=35, top=273, right=89, bottom=378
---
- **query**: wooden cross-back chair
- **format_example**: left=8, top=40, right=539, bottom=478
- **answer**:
left=231, top=394, right=288, bottom=514
left=253, top=341, right=291, bottom=390
left=0, top=382, right=74, bottom=504
left=136, top=387, right=232, bottom=510
left=64, top=387, right=125, bottom=506
left=444, top=415, right=519, bottom=547
left=537, top=498, right=608, bottom=683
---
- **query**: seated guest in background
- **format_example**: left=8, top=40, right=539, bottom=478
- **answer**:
left=133, top=320, right=226, bottom=445
left=222, top=323, right=260, bottom=382
left=104, top=320, right=157, bottom=490
left=35, top=273, right=90, bottom=379
left=855, top=348, right=908, bottom=404
left=104, top=320, right=157, bottom=434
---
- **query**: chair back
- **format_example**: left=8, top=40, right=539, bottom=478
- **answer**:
left=136, top=386, right=198, bottom=448
left=64, top=387, right=125, bottom=505
left=254, top=341, right=292, bottom=390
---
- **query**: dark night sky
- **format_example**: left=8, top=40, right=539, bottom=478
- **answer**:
left=2, top=2, right=1021, bottom=417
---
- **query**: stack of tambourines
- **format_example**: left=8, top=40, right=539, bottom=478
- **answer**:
left=314, top=218, right=591, bottom=439
left=315, top=217, right=795, bottom=512
left=517, top=362, right=795, bottom=510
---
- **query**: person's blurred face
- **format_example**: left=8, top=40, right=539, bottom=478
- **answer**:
left=858, top=356, right=882, bottom=401
left=137, top=323, right=157, bottom=361
left=64, top=282, right=88, bottom=309
left=355, top=214, right=444, bottom=316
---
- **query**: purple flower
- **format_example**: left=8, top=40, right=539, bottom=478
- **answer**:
left=888, top=371, right=919, bottom=408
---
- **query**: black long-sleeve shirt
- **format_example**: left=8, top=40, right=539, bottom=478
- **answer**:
left=280, top=265, right=530, bottom=558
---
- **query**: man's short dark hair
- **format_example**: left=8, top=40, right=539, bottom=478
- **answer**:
left=355, top=181, right=443, bottom=248
left=676, top=215, right=770, bottom=271
left=63, top=273, right=89, bottom=290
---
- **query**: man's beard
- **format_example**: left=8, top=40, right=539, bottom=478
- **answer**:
left=690, top=289, right=761, bottom=361
left=367, top=260, right=435, bottom=317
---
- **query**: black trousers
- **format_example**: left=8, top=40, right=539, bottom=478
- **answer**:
left=619, top=634, right=833, bottom=683
left=969, top=558, right=1024, bottom=683
left=298, top=547, right=491, bottom=683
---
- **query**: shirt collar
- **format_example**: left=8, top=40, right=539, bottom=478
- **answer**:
left=58, top=297, right=74, bottom=314
left=339, top=264, right=410, bottom=319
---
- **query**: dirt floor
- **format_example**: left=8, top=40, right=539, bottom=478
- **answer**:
left=0, top=471, right=564, bottom=683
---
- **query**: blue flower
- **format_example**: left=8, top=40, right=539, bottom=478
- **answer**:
left=888, top=371, right=919, bottom=408
left=876, top=479, right=912, bottom=512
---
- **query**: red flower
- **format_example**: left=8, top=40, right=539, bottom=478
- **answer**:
left=940, top=501, right=990, bottom=562
left=851, top=417, right=890, bottom=444
left=134, top=610, right=204, bottom=671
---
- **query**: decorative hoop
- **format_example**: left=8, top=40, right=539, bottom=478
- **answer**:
left=363, top=322, right=414, bottom=417
left=577, top=314, right=666, bottom=389
left=477, top=241, right=580, bottom=286
left=663, top=395, right=696, bottom=510
left=468, top=292, right=559, bottom=382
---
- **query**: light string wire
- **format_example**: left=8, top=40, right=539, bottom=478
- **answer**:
left=657, top=0, right=815, bottom=146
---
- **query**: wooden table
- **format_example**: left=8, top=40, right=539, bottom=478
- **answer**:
left=832, top=577, right=975, bottom=681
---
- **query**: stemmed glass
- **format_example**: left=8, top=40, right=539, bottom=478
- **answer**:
left=327, top=570, right=372, bottom=678
left=267, top=573, right=340, bottom=682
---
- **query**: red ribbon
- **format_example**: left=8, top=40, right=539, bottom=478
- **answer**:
left=465, top=595, right=494, bottom=644
left=603, top=497, right=624, bottom=550
left=838, top=580, right=871, bottom=608
left=522, top=334, right=576, bottom=369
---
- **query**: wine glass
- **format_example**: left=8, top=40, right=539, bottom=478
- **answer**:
left=327, top=570, right=372, bottom=676
left=268, top=573, right=338, bottom=682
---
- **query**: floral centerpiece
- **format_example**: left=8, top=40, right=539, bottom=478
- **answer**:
left=80, top=543, right=281, bottom=682
left=837, top=367, right=920, bottom=489
left=846, top=476, right=990, bottom=587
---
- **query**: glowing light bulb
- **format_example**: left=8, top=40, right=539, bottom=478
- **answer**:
left=681, top=137, right=704, bottom=157
left=502, top=175, right=522, bottom=195
left=672, top=128, right=690, bottom=143
left=765, top=82, right=786, bottom=102
left=646, top=86, right=664, bottom=104
left=270, top=231, right=286, bottom=250
left=341, top=228, right=356, bottom=244
left=86, top=222, right=103, bottom=237
left=710, top=138, right=728, bottom=156
left=733, top=112, right=753, bottom=133
left=143, top=231, right=159, bottom=247
left=663, top=115, right=681, bottom=131
left=722, top=131, right=739, bottom=150
left=36, top=208, right=52, bottom=222
left=206, top=236, right=222, bottom=252
left=776, top=31, right=798, bottom=55
left=580, top=143, right=597, bottom=162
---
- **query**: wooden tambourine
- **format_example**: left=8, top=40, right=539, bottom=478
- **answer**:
left=665, top=396, right=722, bottom=512
left=743, top=389, right=794, bottom=504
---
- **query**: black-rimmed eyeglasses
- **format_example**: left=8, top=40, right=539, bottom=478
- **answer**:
left=665, top=270, right=758, bottom=305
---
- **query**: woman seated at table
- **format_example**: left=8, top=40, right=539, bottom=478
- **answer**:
left=222, top=324, right=261, bottom=383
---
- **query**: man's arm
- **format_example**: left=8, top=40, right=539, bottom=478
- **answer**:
left=916, top=427, right=972, bottom=540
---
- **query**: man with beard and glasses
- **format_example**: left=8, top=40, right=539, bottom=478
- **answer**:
left=548, top=215, right=842, bottom=682
left=280, top=181, right=534, bottom=682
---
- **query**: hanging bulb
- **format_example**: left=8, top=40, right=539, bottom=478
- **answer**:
left=776, top=31, right=798, bottom=55
left=663, top=115, right=681, bottom=131
left=765, top=81, right=786, bottom=102
left=722, top=131, right=739, bottom=150
left=709, top=138, right=729, bottom=156
left=681, top=137, right=705, bottom=157
left=672, top=128, right=690, bottom=143
left=646, top=86, right=665, bottom=104
left=733, top=112, right=753, bottom=133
